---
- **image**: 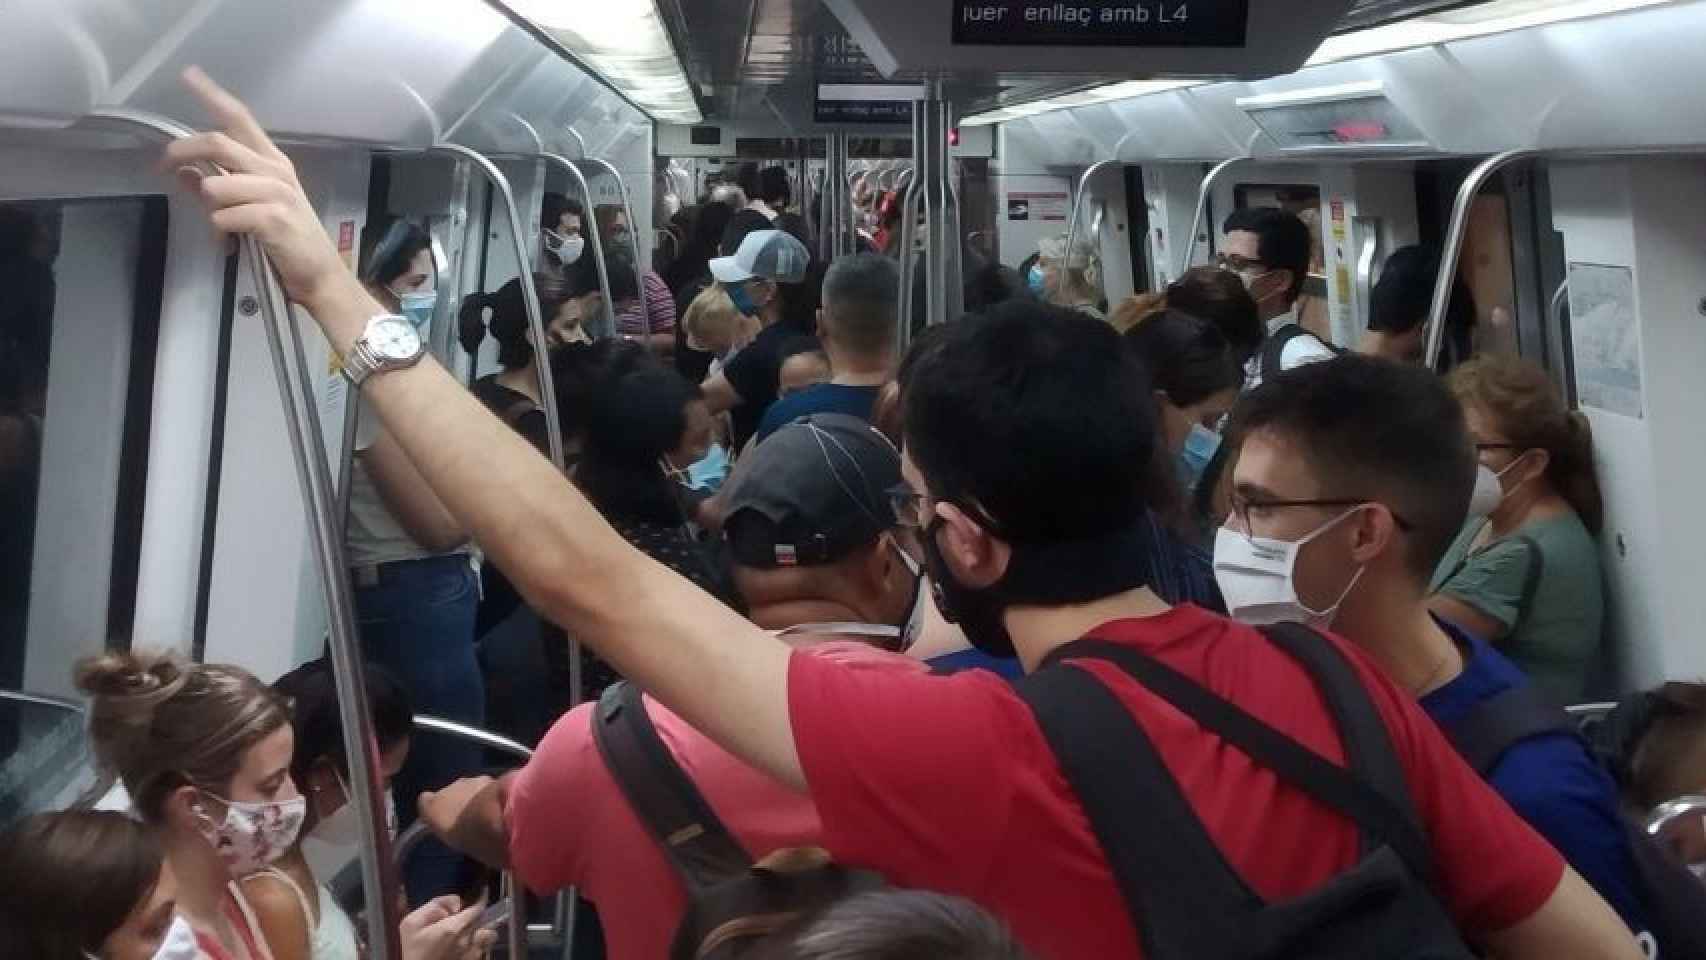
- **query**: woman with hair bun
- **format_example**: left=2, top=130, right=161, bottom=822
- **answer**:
left=77, top=651, right=299, bottom=960
left=458, top=272, right=576, bottom=455
left=1430, top=355, right=1607, bottom=703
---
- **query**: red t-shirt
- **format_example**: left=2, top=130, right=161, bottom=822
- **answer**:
left=788, top=605, right=1565, bottom=959
left=506, top=643, right=924, bottom=960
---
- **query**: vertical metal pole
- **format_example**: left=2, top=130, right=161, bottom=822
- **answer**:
left=82, top=107, right=403, bottom=960
left=580, top=155, right=644, bottom=279
left=915, top=90, right=960, bottom=328
left=1424, top=150, right=1536, bottom=369
left=544, top=150, right=617, bottom=341
left=430, top=144, right=566, bottom=474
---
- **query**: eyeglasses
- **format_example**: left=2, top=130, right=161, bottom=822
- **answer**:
left=1227, top=492, right=1413, bottom=539
left=1215, top=253, right=1268, bottom=274
left=889, top=484, right=925, bottom=529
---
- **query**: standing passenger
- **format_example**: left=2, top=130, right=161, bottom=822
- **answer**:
left=457, top=272, right=573, bottom=454
left=1033, top=234, right=1104, bottom=319
left=1360, top=245, right=1477, bottom=372
left=1430, top=355, right=1606, bottom=704
left=699, top=229, right=815, bottom=449
left=598, top=207, right=676, bottom=355
left=1220, top=207, right=1335, bottom=386
left=352, top=219, right=481, bottom=905
left=1224, top=354, right=1646, bottom=935
left=168, top=72, right=1644, bottom=960
left=754, top=254, right=899, bottom=445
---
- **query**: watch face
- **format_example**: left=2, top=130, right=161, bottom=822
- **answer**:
left=370, top=318, right=422, bottom=361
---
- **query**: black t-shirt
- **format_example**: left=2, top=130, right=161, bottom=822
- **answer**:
left=723, top=322, right=808, bottom=450
left=471, top=376, right=549, bottom=455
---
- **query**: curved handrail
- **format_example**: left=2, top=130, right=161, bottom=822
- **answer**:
left=1177, top=156, right=1248, bottom=279
left=80, top=106, right=404, bottom=960
left=1064, top=159, right=1121, bottom=276
left=579, top=153, right=646, bottom=319
left=1424, top=149, right=1538, bottom=369
left=1646, top=794, right=1706, bottom=837
left=430, top=145, right=565, bottom=474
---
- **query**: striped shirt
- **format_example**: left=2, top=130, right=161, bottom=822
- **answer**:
left=617, top=270, right=678, bottom=337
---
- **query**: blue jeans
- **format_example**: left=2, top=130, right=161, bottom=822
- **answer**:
left=352, top=554, right=483, bottom=906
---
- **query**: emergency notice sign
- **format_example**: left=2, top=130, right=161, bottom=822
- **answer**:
left=952, top=1, right=1249, bottom=47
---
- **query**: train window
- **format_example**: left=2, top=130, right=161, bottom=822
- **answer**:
left=0, top=197, right=166, bottom=700
left=1234, top=183, right=1332, bottom=343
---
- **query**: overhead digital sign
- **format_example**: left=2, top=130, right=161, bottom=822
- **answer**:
left=952, top=1, right=1250, bottom=47
left=814, top=84, right=922, bottom=125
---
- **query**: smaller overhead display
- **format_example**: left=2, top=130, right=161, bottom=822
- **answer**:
left=952, top=1, right=1250, bottom=47
left=815, top=84, right=923, bottom=125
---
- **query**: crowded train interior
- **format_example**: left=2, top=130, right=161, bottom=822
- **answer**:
left=7, top=1, right=1706, bottom=958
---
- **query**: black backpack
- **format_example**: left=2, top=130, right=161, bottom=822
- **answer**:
left=1017, top=621, right=1475, bottom=960
left=590, top=681, right=883, bottom=960
left=1444, top=684, right=1706, bottom=960
left=1259, top=323, right=1342, bottom=382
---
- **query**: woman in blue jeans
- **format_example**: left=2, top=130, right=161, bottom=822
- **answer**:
left=348, top=219, right=484, bottom=905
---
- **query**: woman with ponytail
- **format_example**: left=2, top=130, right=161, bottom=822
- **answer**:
left=458, top=272, right=575, bottom=455
left=1430, top=355, right=1607, bottom=703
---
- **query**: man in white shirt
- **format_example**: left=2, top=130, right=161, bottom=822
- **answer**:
left=1219, top=207, right=1336, bottom=386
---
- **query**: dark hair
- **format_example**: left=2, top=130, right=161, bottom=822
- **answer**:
left=603, top=250, right=644, bottom=304
left=664, top=202, right=735, bottom=294
left=1123, top=309, right=1243, bottom=410
left=781, top=260, right=828, bottom=335
left=457, top=273, right=572, bottom=369
left=542, top=193, right=585, bottom=233
left=0, top=812, right=165, bottom=958
left=821, top=254, right=900, bottom=357
left=1370, top=245, right=1476, bottom=365
left=722, top=210, right=773, bottom=257
left=1447, top=355, right=1602, bottom=534
left=759, top=166, right=792, bottom=208
left=1230, top=354, right=1476, bottom=579
left=1223, top=207, right=1311, bottom=302
left=1607, top=682, right=1706, bottom=810
left=1165, top=266, right=1263, bottom=364
left=361, top=218, right=433, bottom=289
left=577, top=365, right=701, bottom=524
left=77, top=651, right=292, bottom=821
left=735, top=162, right=762, bottom=199
left=272, top=660, right=413, bottom=794
left=776, top=890, right=1032, bottom=960
left=550, top=338, right=655, bottom=447
left=904, top=302, right=1155, bottom=541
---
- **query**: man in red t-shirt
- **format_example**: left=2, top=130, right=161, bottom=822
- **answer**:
left=418, top=415, right=932, bottom=959
left=174, top=74, right=1641, bottom=960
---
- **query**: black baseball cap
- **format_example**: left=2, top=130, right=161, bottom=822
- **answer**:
left=721, top=414, right=903, bottom=568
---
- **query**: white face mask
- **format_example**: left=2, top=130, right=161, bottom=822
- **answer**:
left=1467, top=464, right=1503, bottom=520
left=1213, top=507, right=1366, bottom=630
left=545, top=229, right=585, bottom=265
left=771, top=541, right=926, bottom=652
left=153, top=916, right=201, bottom=960
left=192, top=790, right=307, bottom=876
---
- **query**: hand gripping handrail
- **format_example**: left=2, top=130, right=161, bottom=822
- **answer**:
left=429, top=144, right=566, bottom=474
left=1424, top=149, right=1537, bottom=369
left=80, top=106, right=404, bottom=960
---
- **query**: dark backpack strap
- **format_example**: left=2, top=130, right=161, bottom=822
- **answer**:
left=590, top=681, right=753, bottom=894
left=499, top=395, right=538, bottom=429
left=1019, top=655, right=1264, bottom=958
left=1443, top=684, right=1577, bottom=777
left=1040, top=637, right=1433, bottom=881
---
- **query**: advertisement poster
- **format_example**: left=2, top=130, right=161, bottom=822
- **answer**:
left=1007, top=192, right=1068, bottom=222
left=1568, top=262, right=1643, bottom=419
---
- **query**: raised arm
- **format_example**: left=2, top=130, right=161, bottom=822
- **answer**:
left=167, top=68, right=803, bottom=789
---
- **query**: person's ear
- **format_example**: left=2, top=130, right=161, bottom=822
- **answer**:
left=1347, top=505, right=1399, bottom=568
left=166, top=783, right=208, bottom=831
left=1267, top=268, right=1295, bottom=301
left=932, top=502, right=1009, bottom=589
left=306, top=758, right=341, bottom=818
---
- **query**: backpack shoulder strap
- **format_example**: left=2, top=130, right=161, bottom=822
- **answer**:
left=499, top=395, right=538, bottom=429
left=1260, top=324, right=1305, bottom=380
left=1040, top=636, right=1434, bottom=881
left=1442, top=684, right=1577, bottom=777
left=590, top=681, right=753, bottom=894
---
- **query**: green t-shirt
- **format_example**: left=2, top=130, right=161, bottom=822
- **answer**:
left=1430, top=512, right=1605, bottom=705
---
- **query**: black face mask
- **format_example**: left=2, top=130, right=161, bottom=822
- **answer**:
left=922, top=511, right=1158, bottom=661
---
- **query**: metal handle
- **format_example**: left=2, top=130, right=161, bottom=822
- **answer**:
left=1646, top=794, right=1706, bottom=837
left=1178, top=156, right=1248, bottom=279
left=430, top=145, right=566, bottom=475
left=1064, top=160, right=1120, bottom=276
left=895, top=181, right=923, bottom=336
left=580, top=154, right=645, bottom=297
left=1354, top=216, right=1382, bottom=334
left=82, top=106, right=403, bottom=960
left=1425, top=150, right=1538, bottom=369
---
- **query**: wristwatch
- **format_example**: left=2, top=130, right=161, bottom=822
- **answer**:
left=342, top=314, right=424, bottom=388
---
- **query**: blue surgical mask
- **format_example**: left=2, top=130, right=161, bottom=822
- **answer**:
left=726, top=282, right=761, bottom=318
left=684, top=443, right=731, bottom=492
left=396, top=290, right=437, bottom=331
left=1178, top=424, right=1222, bottom=493
left=1026, top=264, right=1046, bottom=297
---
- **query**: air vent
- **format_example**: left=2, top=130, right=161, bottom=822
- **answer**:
left=1237, top=81, right=1430, bottom=151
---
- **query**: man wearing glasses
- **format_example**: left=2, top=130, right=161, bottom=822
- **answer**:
left=1219, top=207, right=1337, bottom=386
left=1222, top=353, right=1649, bottom=944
